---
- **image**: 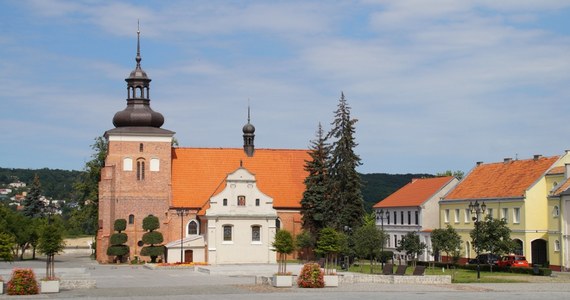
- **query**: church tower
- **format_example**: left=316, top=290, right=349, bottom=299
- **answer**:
left=97, top=27, right=175, bottom=263
left=242, top=106, right=255, bottom=157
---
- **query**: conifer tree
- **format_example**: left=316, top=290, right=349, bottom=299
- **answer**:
left=22, top=174, right=45, bottom=218
left=300, top=123, right=330, bottom=236
left=326, top=92, right=365, bottom=230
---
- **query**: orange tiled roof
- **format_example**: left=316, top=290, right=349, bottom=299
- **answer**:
left=552, top=178, right=570, bottom=196
left=373, top=176, right=455, bottom=208
left=444, top=156, right=559, bottom=200
left=171, top=147, right=310, bottom=210
left=548, top=166, right=565, bottom=175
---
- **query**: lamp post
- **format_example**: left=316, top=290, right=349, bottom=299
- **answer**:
left=377, top=209, right=389, bottom=269
left=469, top=200, right=486, bottom=280
left=176, top=208, right=189, bottom=263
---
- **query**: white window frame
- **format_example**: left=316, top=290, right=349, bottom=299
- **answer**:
left=187, top=220, right=199, bottom=235
left=454, top=209, right=460, bottom=223
left=150, top=158, right=160, bottom=172
left=513, top=207, right=520, bottom=224
left=501, top=208, right=508, bottom=222
left=251, top=225, right=261, bottom=244
left=222, top=225, right=233, bottom=243
left=123, top=157, right=133, bottom=171
left=555, top=240, right=561, bottom=252
left=444, top=209, right=450, bottom=223
left=553, top=206, right=560, bottom=217
left=464, top=208, right=471, bottom=223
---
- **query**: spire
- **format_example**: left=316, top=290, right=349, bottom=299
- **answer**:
left=242, top=103, right=255, bottom=157
left=112, top=23, right=165, bottom=129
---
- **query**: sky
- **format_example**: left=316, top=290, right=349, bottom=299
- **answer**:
left=1, top=0, right=569, bottom=175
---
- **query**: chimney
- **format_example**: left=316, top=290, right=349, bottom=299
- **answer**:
left=533, top=154, right=542, bottom=161
left=504, top=158, right=512, bottom=163
left=476, top=161, right=483, bottom=166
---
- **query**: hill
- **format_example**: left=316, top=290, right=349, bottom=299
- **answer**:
left=0, top=167, right=82, bottom=200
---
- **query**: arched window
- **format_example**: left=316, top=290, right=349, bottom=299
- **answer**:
left=139, top=143, right=144, bottom=152
left=275, top=218, right=281, bottom=230
left=187, top=220, right=198, bottom=235
left=251, top=225, right=261, bottom=242
left=554, top=206, right=560, bottom=217
left=136, top=159, right=145, bottom=180
left=128, top=214, right=135, bottom=224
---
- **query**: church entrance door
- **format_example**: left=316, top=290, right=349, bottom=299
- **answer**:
left=185, top=250, right=193, bottom=263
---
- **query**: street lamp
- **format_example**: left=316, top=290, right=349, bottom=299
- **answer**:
left=469, top=200, right=486, bottom=280
left=176, top=208, right=190, bottom=263
left=377, top=209, right=390, bottom=269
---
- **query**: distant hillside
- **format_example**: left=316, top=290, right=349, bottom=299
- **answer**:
left=0, top=167, right=82, bottom=200
left=360, top=173, right=434, bottom=212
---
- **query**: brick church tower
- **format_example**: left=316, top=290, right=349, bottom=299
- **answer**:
left=96, top=28, right=175, bottom=263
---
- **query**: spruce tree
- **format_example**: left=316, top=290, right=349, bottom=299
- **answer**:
left=326, top=92, right=365, bottom=230
left=22, top=174, right=45, bottom=218
left=300, top=123, right=330, bottom=236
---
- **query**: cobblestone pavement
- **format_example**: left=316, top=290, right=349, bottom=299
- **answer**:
left=2, top=253, right=570, bottom=299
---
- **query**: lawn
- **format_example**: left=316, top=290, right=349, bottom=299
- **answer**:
left=346, top=261, right=531, bottom=283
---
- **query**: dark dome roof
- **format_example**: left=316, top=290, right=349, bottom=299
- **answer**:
left=243, top=122, right=255, bottom=134
left=113, top=101, right=165, bottom=128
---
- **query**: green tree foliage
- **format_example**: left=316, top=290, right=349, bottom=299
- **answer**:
left=396, top=231, right=426, bottom=267
left=37, top=223, right=65, bottom=279
left=326, top=92, right=365, bottom=230
left=296, top=230, right=315, bottom=261
left=22, top=174, right=45, bottom=218
left=140, top=215, right=164, bottom=263
left=353, top=223, right=386, bottom=273
left=0, top=167, right=81, bottom=199
left=300, top=123, right=331, bottom=236
left=431, top=225, right=462, bottom=263
left=272, top=230, right=295, bottom=275
left=0, top=232, right=16, bottom=261
left=435, top=170, right=465, bottom=180
left=107, top=219, right=129, bottom=262
left=470, top=215, right=516, bottom=260
left=315, top=227, right=347, bottom=274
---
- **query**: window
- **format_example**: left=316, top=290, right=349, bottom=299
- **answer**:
left=150, top=158, right=160, bottom=171
left=237, top=195, right=246, bottom=206
left=136, top=159, right=145, bottom=180
left=394, top=235, right=398, bottom=246
left=386, top=213, right=390, bottom=225
left=407, top=211, right=411, bottom=225
left=400, top=211, right=404, bottom=225
left=487, top=208, right=493, bottom=219
left=255, top=198, right=260, bottom=206
left=387, top=235, right=391, bottom=247
left=555, top=240, right=561, bottom=252
left=415, top=211, right=419, bottom=225
left=393, top=211, right=397, bottom=224
left=123, top=158, right=133, bottom=171
left=454, top=209, right=460, bottom=223
left=223, top=198, right=227, bottom=206
left=251, top=225, right=261, bottom=242
left=223, top=225, right=232, bottom=241
left=139, top=143, right=144, bottom=152
left=501, top=208, right=508, bottom=222
left=513, top=207, right=520, bottom=224
left=464, top=208, right=471, bottom=223
left=128, top=214, right=134, bottom=224
left=554, top=206, right=560, bottom=217
left=444, top=209, right=450, bottom=223
left=188, top=220, right=198, bottom=235
left=276, top=218, right=281, bottom=230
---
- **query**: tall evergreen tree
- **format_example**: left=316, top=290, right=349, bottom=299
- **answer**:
left=22, top=174, right=45, bottom=218
left=326, top=92, right=364, bottom=230
left=300, top=123, right=330, bottom=236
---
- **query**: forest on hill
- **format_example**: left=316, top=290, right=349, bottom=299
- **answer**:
left=0, top=167, right=432, bottom=211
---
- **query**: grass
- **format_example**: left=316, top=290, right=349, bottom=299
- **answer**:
left=346, top=261, right=531, bottom=283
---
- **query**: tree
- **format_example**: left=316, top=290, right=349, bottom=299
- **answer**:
left=470, top=215, right=516, bottom=267
left=37, top=223, right=65, bottom=280
left=71, top=136, right=107, bottom=235
left=436, top=170, right=465, bottom=180
left=140, top=215, right=164, bottom=263
left=107, top=219, right=129, bottom=263
left=22, top=174, right=45, bottom=218
left=315, top=227, right=347, bottom=275
left=300, top=123, right=331, bottom=237
left=0, top=232, right=16, bottom=262
left=326, top=92, right=365, bottom=230
left=353, top=223, right=385, bottom=273
left=296, top=230, right=315, bottom=262
left=273, top=230, right=295, bottom=275
left=396, top=231, right=426, bottom=267
left=431, top=225, right=462, bottom=263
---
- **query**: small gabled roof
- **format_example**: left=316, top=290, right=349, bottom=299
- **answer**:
left=373, top=176, right=455, bottom=208
left=444, top=156, right=559, bottom=200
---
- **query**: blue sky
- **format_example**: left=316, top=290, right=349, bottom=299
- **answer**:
left=1, top=0, right=569, bottom=174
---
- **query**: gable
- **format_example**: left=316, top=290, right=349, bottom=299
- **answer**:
left=171, top=148, right=310, bottom=210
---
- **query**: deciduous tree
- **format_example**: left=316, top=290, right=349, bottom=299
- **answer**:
left=431, top=225, right=462, bottom=263
left=396, top=231, right=426, bottom=267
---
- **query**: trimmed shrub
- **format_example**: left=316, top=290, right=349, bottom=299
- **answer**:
left=141, top=215, right=164, bottom=263
left=107, top=219, right=129, bottom=262
left=142, top=216, right=160, bottom=231
left=142, top=231, right=164, bottom=245
left=110, top=233, right=128, bottom=245
left=7, top=268, right=39, bottom=295
left=297, top=263, right=324, bottom=288
left=114, top=219, right=127, bottom=232
left=140, top=245, right=165, bottom=258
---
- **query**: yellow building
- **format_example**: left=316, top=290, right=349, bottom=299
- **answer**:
left=440, top=152, right=570, bottom=270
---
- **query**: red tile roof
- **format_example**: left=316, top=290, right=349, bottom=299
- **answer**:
left=548, top=166, right=565, bottom=175
left=444, top=156, right=559, bottom=200
left=373, top=176, right=456, bottom=208
left=171, top=148, right=310, bottom=211
left=553, top=178, right=570, bottom=196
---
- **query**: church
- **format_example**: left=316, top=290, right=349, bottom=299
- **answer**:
left=96, top=31, right=309, bottom=264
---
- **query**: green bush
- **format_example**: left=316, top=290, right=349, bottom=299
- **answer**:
left=107, top=244, right=129, bottom=257
left=110, top=233, right=128, bottom=245
left=140, top=245, right=164, bottom=259
left=142, top=215, right=159, bottom=231
left=142, top=231, right=164, bottom=245
left=7, top=268, right=39, bottom=295
left=114, top=219, right=127, bottom=232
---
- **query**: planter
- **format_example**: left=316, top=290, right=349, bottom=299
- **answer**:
left=324, top=275, right=339, bottom=287
left=40, top=280, right=60, bottom=293
left=0, top=281, right=3, bottom=294
left=272, top=275, right=293, bottom=287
